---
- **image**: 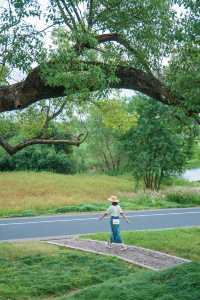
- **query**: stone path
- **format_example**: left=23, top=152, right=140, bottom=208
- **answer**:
left=47, top=237, right=191, bottom=271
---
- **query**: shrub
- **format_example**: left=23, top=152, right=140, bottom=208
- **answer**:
left=166, top=193, right=200, bottom=205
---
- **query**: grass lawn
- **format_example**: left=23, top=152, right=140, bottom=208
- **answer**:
left=64, top=262, right=200, bottom=300
left=0, top=171, right=200, bottom=217
left=0, top=241, right=140, bottom=300
left=0, top=228, right=199, bottom=300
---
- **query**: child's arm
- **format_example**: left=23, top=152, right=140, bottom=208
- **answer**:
left=99, top=212, right=108, bottom=220
left=120, top=212, right=130, bottom=223
left=99, top=206, right=111, bottom=220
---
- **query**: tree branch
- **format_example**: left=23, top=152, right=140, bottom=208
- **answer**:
left=0, top=60, right=182, bottom=113
left=0, top=132, right=88, bottom=155
left=0, top=31, right=187, bottom=115
left=68, top=0, right=84, bottom=28
left=60, top=0, right=78, bottom=30
left=34, top=100, right=67, bottom=138
left=96, top=33, right=151, bottom=72
left=54, top=0, right=73, bottom=30
left=87, top=0, right=94, bottom=28
left=47, top=100, right=66, bottom=122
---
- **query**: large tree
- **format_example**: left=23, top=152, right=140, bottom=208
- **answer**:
left=0, top=0, right=199, bottom=153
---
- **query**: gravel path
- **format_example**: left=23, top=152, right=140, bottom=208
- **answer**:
left=47, top=237, right=191, bottom=271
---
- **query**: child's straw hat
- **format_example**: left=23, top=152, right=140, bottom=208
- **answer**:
left=107, top=195, right=120, bottom=203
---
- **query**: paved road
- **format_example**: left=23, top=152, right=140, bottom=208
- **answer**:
left=0, top=207, right=200, bottom=242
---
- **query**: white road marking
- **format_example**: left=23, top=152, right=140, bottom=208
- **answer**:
left=0, top=211, right=200, bottom=227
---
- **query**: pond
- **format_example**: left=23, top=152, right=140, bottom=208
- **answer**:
left=182, top=168, right=200, bottom=182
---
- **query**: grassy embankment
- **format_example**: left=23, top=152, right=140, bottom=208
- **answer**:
left=0, top=171, right=200, bottom=217
left=0, top=228, right=199, bottom=299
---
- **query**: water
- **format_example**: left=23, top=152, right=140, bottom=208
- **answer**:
left=182, top=168, right=200, bottom=181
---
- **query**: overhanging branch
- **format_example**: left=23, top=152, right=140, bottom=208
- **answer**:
left=0, top=132, right=88, bottom=155
left=0, top=30, right=184, bottom=113
left=0, top=61, right=181, bottom=113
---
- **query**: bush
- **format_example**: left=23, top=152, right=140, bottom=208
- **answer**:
left=0, top=145, right=76, bottom=174
left=166, top=193, right=200, bottom=205
left=0, top=152, right=15, bottom=171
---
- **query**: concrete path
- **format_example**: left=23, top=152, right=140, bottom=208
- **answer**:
left=47, top=237, right=191, bottom=271
left=1, top=207, right=200, bottom=241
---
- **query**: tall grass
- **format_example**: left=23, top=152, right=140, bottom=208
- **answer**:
left=0, top=172, right=200, bottom=217
left=0, top=171, right=133, bottom=216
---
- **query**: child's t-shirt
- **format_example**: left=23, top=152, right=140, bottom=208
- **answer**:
left=106, top=205, right=123, bottom=217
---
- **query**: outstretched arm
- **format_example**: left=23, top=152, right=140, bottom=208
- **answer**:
left=99, top=212, right=108, bottom=220
left=120, top=212, right=130, bottom=223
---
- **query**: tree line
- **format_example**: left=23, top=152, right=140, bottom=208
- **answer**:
left=0, top=94, right=198, bottom=190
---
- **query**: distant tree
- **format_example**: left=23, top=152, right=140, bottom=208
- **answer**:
left=122, top=96, right=194, bottom=190
left=86, top=99, right=137, bottom=174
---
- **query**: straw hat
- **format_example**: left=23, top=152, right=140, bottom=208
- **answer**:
left=107, top=195, right=120, bottom=203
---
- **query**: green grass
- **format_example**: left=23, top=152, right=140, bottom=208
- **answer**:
left=65, top=228, right=200, bottom=299
left=84, top=227, right=200, bottom=261
left=64, top=263, right=200, bottom=300
left=0, top=242, right=140, bottom=300
left=0, top=171, right=200, bottom=218
left=0, top=228, right=199, bottom=300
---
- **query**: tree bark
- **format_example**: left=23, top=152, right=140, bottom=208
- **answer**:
left=0, top=63, right=181, bottom=113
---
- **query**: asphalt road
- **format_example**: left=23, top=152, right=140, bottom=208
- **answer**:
left=0, top=207, right=200, bottom=242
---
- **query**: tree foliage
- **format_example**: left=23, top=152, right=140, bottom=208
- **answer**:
left=0, top=0, right=199, bottom=155
left=122, top=96, right=195, bottom=190
left=0, top=144, right=75, bottom=173
left=0, top=0, right=44, bottom=75
left=85, top=98, right=137, bottom=173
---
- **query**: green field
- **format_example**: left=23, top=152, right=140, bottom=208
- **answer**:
left=0, top=228, right=199, bottom=300
left=0, top=172, right=200, bottom=217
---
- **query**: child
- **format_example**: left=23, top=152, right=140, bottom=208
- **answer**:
left=99, top=195, right=129, bottom=250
